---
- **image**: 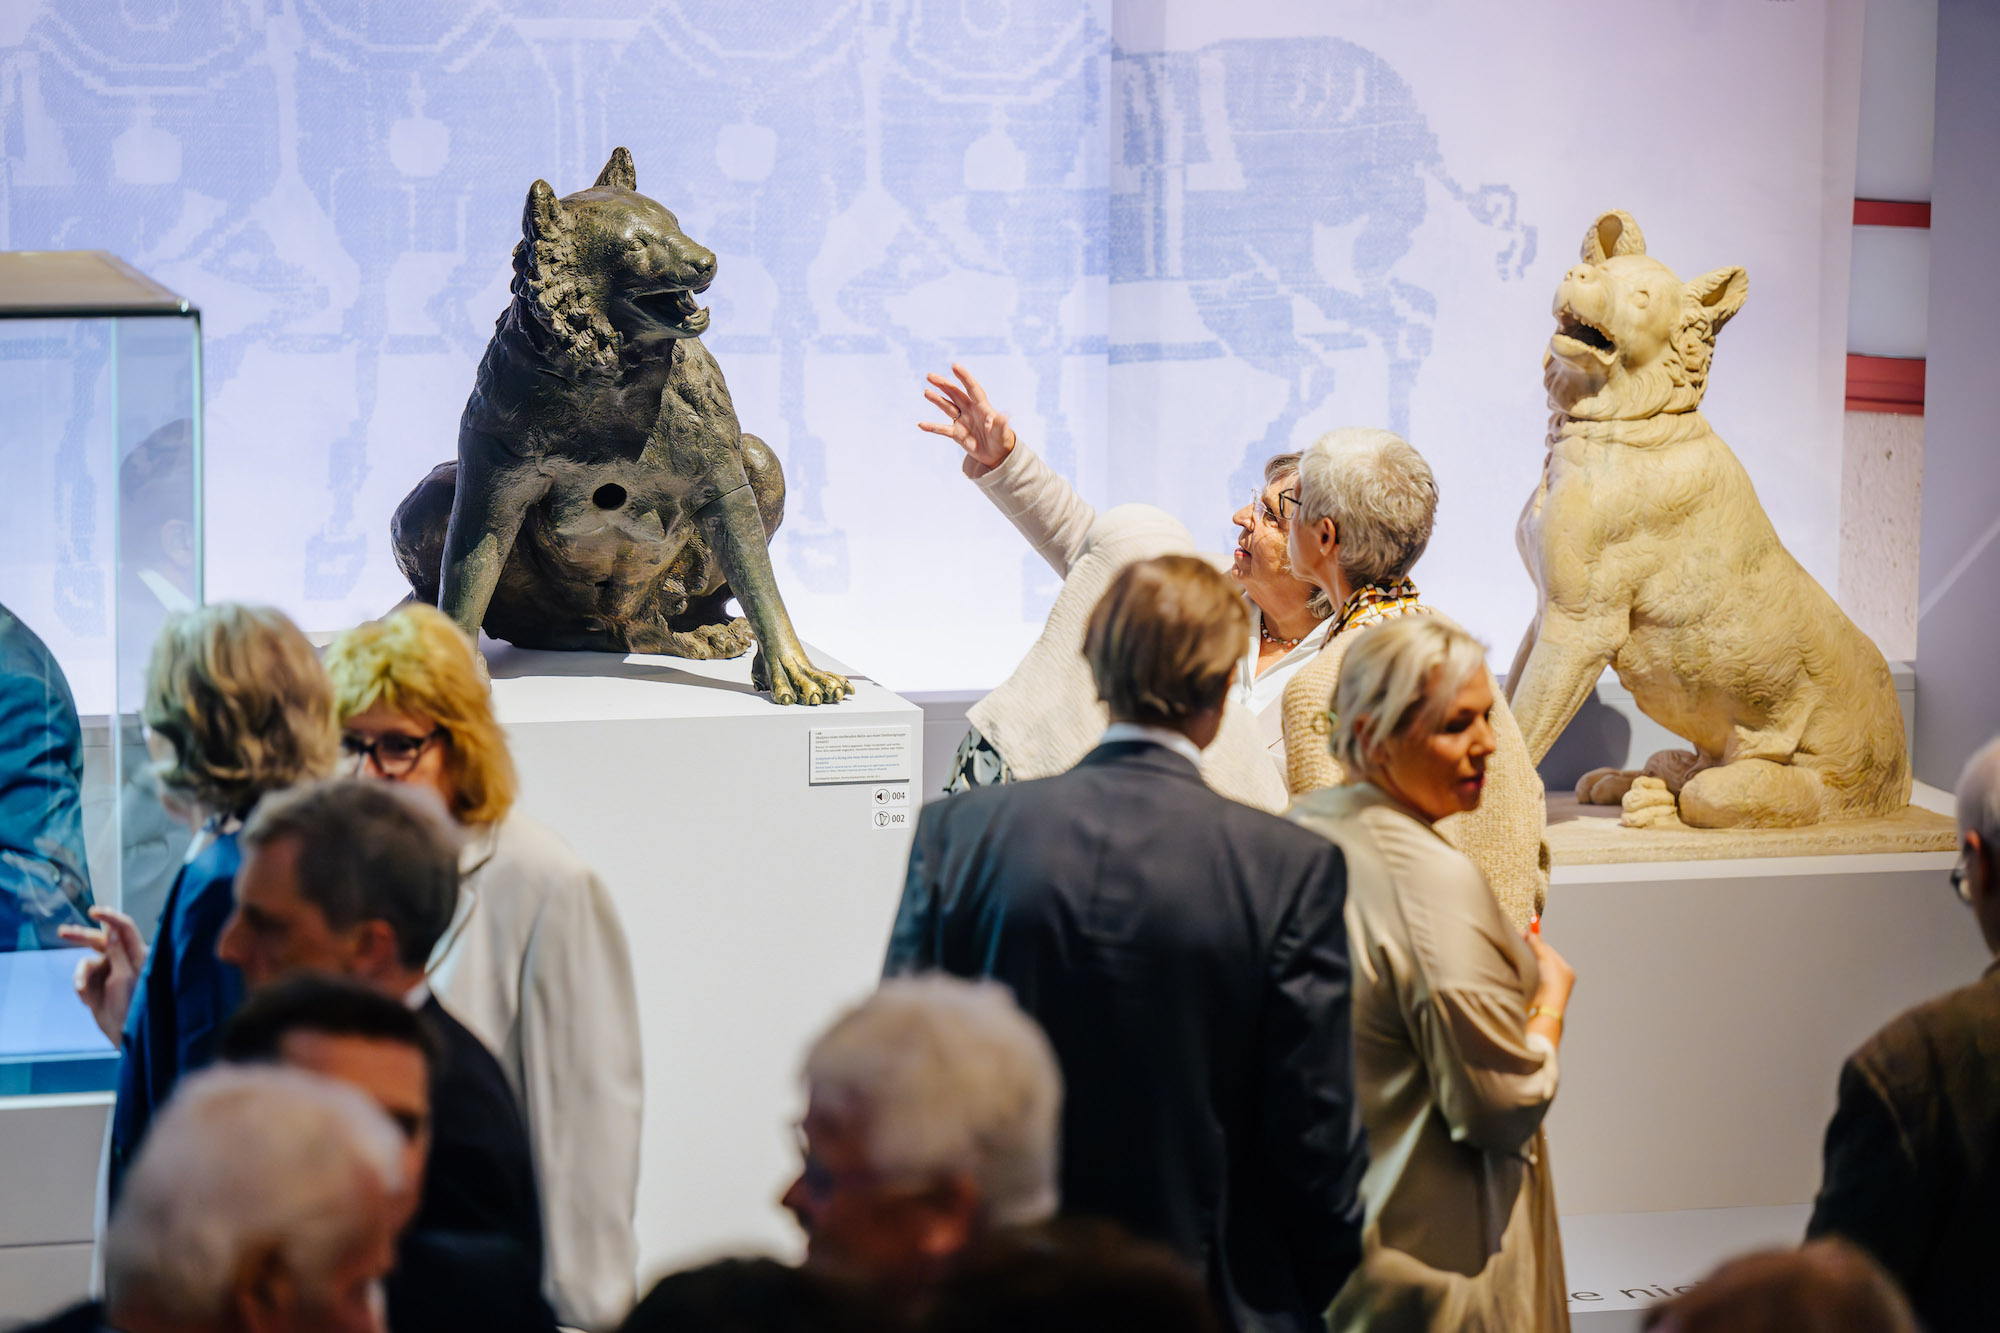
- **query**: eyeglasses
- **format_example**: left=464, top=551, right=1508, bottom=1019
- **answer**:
left=340, top=728, right=446, bottom=777
left=791, top=1123, right=927, bottom=1203
left=1249, top=488, right=1303, bottom=528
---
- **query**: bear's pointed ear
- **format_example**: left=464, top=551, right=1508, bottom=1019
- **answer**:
left=1581, top=211, right=1647, bottom=263
left=1686, top=266, right=1748, bottom=331
left=595, top=146, right=636, bottom=191
left=524, top=179, right=565, bottom=241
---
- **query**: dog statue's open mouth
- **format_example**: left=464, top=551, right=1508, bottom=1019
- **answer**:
left=637, top=286, right=711, bottom=335
left=1552, top=306, right=1615, bottom=358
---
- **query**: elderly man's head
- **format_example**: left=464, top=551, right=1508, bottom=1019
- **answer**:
left=1287, top=428, right=1437, bottom=605
left=104, top=1065, right=405, bottom=1333
left=783, top=977, right=1062, bottom=1298
left=1641, top=1240, right=1918, bottom=1333
left=1084, top=555, right=1247, bottom=749
left=1955, top=735, right=2000, bottom=951
left=218, top=778, right=461, bottom=995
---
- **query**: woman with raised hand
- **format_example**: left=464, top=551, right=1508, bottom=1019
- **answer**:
left=324, top=603, right=641, bottom=1332
left=921, top=362, right=1328, bottom=790
left=63, top=604, right=338, bottom=1199
left=1288, top=615, right=1575, bottom=1333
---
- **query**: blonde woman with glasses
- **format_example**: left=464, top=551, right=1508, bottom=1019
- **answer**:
left=324, top=604, right=641, bottom=1332
left=61, top=604, right=338, bottom=1200
left=1288, top=615, right=1576, bottom=1333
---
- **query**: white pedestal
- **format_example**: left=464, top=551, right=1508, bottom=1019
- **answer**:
left=1544, top=847, right=1981, bottom=1218
left=484, top=642, right=920, bottom=1283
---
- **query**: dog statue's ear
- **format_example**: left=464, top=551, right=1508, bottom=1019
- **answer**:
left=1581, top=211, right=1647, bottom=264
left=1685, top=266, right=1748, bottom=331
left=595, top=146, right=637, bottom=191
left=524, top=179, right=566, bottom=241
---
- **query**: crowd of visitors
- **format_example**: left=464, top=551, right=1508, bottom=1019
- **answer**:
left=12, top=362, right=1997, bottom=1333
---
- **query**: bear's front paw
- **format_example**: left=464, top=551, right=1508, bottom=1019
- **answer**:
left=1576, top=768, right=1640, bottom=804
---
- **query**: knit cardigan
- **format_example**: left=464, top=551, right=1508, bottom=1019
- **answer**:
left=966, top=444, right=1289, bottom=814
left=1280, top=616, right=1549, bottom=929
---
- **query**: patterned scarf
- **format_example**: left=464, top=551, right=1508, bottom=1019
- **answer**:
left=1328, top=577, right=1429, bottom=638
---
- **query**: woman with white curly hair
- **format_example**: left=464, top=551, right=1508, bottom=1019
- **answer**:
left=1288, top=614, right=1576, bottom=1333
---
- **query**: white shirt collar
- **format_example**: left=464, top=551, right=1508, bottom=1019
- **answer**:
left=403, top=978, right=432, bottom=1011
left=137, top=567, right=197, bottom=613
left=1101, top=722, right=1205, bottom=771
left=1238, top=605, right=1334, bottom=697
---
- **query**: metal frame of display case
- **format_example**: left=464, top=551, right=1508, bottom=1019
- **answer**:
left=0, top=251, right=203, bottom=1095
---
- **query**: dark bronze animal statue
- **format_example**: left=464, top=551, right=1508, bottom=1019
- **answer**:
left=392, top=147, right=851, bottom=706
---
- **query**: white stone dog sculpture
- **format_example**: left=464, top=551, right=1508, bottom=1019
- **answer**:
left=1505, top=210, right=1910, bottom=829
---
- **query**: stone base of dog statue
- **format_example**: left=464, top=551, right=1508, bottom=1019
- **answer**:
left=1507, top=210, right=1909, bottom=830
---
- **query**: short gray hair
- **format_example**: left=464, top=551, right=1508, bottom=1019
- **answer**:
left=105, top=1065, right=403, bottom=1324
left=242, top=777, right=463, bottom=969
left=804, top=976, right=1062, bottom=1227
left=1296, top=429, right=1438, bottom=590
left=1959, top=735, right=2000, bottom=851
left=1331, top=616, right=1487, bottom=778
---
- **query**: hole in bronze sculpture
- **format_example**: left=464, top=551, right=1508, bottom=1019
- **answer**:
left=593, top=483, right=627, bottom=510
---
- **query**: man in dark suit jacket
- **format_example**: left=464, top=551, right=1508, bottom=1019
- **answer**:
left=1807, top=734, right=2000, bottom=1332
left=222, top=974, right=557, bottom=1333
left=214, top=778, right=546, bottom=1283
left=886, top=555, right=1365, bottom=1333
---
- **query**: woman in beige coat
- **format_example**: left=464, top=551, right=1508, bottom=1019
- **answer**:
left=1281, top=428, right=1548, bottom=928
left=1288, top=615, right=1577, bottom=1333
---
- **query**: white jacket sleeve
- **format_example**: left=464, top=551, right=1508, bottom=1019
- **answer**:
left=969, top=444, right=1097, bottom=576
left=520, top=862, right=644, bottom=1331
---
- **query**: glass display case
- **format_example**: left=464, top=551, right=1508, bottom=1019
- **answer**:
left=0, top=251, right=201, bottom=1094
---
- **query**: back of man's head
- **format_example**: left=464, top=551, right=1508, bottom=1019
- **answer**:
left=221, top=972, right=440, bottom=1067
left=805, top=976, right=1062, bottom=1228
left=1085, top=554, right=1247, bottom=728
left=242, top=777, right=462, bottom=969
left=104, top=1064, right=404, bottom=1330
left=924, top=1218, right=1220, bottom=1333
left=618, top=1258, right=883, bottom=1333
left=1642, top=1241, right=1919, bottom=1333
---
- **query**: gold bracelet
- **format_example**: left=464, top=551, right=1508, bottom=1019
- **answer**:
left=1527, top=1006, right=1564, bottom=1024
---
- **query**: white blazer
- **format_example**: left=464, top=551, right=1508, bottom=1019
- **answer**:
left=428, top=811, right=643, bottom=1332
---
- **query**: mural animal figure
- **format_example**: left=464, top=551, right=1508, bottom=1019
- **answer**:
left=392, top=148, right=851, bottom=706
left=1505, top=210, right=1908, bottom=828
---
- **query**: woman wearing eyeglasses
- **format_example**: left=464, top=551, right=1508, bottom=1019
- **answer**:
left=922, top=364, right=1328, bottom=787
left=324, top=604, right=641, bottom=1333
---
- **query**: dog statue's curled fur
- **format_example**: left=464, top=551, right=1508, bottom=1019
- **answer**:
left=392, top=148, right=851, bottom=706
left=1505, top=211, right=1908, bottom=828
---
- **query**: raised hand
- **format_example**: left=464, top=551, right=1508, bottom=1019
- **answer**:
left=58, top=906, right=149, bottom=1045
left=921, top=363, right=1015, bottom=476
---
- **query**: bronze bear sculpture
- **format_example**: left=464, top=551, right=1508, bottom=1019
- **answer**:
left=392, top=147, right=852, bottom=706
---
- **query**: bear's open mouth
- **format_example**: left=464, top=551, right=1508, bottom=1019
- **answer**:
left=635, top=286, right=710, bottom=334
left=1554, top=306, right=1615, bottom=355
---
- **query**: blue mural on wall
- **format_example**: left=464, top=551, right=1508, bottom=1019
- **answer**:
left=3, top=1, right=1531, bottom=680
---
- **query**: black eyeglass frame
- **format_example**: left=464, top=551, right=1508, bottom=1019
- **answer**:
left=339, top=727, right=447, bottom=778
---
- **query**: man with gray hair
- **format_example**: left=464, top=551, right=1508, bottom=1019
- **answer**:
left=781, top=976, right=1062, bottom=1307
left=214, top=777, right=543, bottom=1284
left=16, top=1064, right=405, bottom=1333
left=1807, top=734, right=2000, bottom=1332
